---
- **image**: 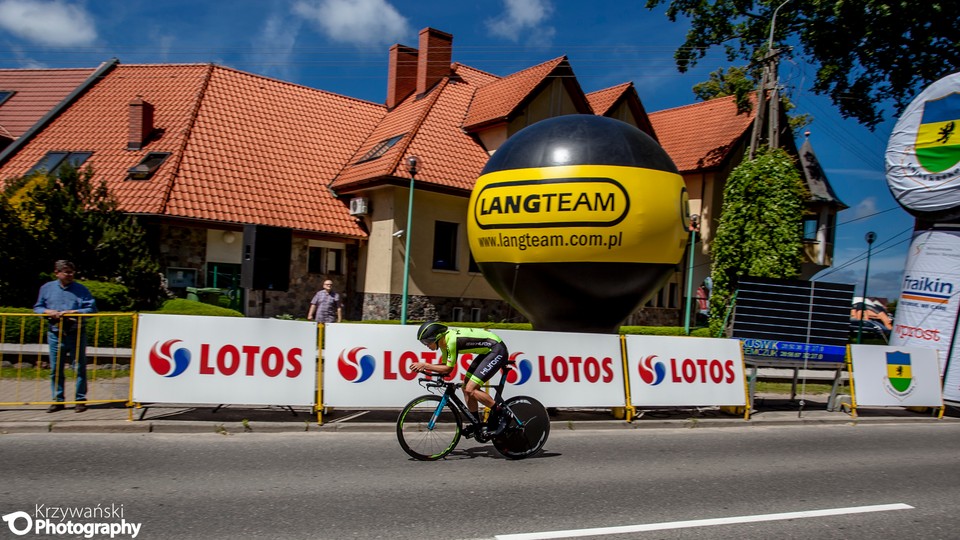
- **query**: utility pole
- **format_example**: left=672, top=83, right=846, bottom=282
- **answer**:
left=749, top=0, right=791, bottom=159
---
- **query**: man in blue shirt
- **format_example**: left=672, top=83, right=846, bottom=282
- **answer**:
left=33, top=260, right=97, bottom=412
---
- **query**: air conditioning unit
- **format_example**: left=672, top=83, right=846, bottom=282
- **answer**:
left=349, top=197, right=369, bottom=216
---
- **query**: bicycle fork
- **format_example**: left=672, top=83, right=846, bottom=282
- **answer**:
left=428, top=394, right=450, bottom=430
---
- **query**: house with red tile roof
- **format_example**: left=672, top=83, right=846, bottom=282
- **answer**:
left=0, top=27, right=843, bottom=327
left=0, top=64, right=103, bottom=152
left=649, top=96, right=846, bottom=304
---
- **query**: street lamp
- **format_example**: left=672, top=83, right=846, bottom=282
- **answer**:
left=856, top=231, right=877, bottom=344
left=683, top=214, right=700, bottom=336
left=400, top=156, right=418, bottom=325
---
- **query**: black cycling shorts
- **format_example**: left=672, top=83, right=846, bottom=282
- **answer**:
left=464, top=342, right=508, bottom=385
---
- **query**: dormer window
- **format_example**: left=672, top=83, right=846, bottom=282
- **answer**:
left=0, top=90, right=14, bottom=106
left=356, top=134, right=405, bottom=163
left=26, top=151, right=92, bottom=177
left=127, top=152, right=170, bottom=180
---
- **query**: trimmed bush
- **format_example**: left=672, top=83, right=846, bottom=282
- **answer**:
left=155, top=299, right=244, bottom=317
left=81, top=279, right=132, bottom=311
left=2, top=300, right=243, bottom=349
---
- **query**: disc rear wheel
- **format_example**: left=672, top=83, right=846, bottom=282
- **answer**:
left=492, top=396, right=550, bottom=459
left=396, top=395, right=462, bottom=460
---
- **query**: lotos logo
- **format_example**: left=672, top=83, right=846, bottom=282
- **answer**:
left=338, top=347, right=376, bottom=383
left=637, top=354, right=666, bottom=385
left=149, top=339, right=191, bottom=377
left=506, top=352, right=533, bottom=385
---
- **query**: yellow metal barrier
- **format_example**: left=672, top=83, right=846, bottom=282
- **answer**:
left=0, top=312, right=134, bottom=408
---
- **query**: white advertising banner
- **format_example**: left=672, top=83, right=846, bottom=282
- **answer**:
left=132, top=314, right=318, bottom=406
left=625, top=335, right=747, bottom=407
left=885, top=72, right=960, bottom=217
left=322, top=324, right=626, bottom=408
left=849, top=345, right=943, bottom=408
left=889, top=228, right=960, bottom=403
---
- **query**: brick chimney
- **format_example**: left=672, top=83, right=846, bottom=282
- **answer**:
left=128, top=97, right=154, bottom=150
left=386, top=44, right=418, bottom=109
left=417, top=28, right=453, bottom=96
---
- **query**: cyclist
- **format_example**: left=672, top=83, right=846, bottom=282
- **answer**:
left=411, top=322, right=509, bottom=437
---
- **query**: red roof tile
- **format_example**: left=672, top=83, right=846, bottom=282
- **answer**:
left=167, top=66, right=384, bottom=235
left=332, top=65, right=490, bottom=194
left=0, top=67, right=96, bottom=139
left=0, top=64, right=385, bottom=237
left=649, top=95, right=756, bottom=172
left=586, top=82, right=632, bottom=116
left=462, top=56, right=571, bottom=130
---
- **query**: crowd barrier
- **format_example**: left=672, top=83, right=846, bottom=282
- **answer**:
left=1, top=316, right=948, bottom=421
left=0, top=313, right=134, bottom=407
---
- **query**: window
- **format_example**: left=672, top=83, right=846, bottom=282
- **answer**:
left=0, top=90, right=14, bottom=106
left=470, top=308, right=482, bottom=322
left=356, top=134, right=405, bottom=163
left=165, top=267, right=197, bottom=289
left=128, top=152, right=170, bottom=180
left=26, top=151, right=92, bottom=177
left=452, top=307, right=464, bottom=322
left=433, top=221, right=459, bottom=271
left=803, top=217, right=819, bottom=241
left=308, top=245, right=344, bottom=275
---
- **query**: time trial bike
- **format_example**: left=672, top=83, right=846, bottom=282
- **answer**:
left=396, top=364, right=550, bottom=460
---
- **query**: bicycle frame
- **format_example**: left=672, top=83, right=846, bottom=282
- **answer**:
left=398, top=362, right=549, bottom=460
left=425, top=365, right=521, bottom=431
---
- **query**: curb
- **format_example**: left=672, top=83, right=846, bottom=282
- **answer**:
left=1, top=412, right=954, bottom=435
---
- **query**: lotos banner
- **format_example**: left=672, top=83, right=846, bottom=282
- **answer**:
left=132, top=314, right=317, bottom=406
left=625, top=335, right=747, bottom=407
left=322, top=324, right=626, bottom=408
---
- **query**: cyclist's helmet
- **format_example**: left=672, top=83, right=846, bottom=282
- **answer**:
left=417, top=321, right=448, bottom=346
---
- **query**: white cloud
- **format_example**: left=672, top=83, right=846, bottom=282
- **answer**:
left=0, top=0, right=96, bottom=46
left=486, top=0, right=554, bottom=43
left=249, top=11, right=302, bottom=81
left=852, top=196, right=880, bottom=220
left=292, top=0, right=409, bottom=47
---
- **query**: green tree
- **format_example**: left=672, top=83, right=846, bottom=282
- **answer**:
left=693, top=66, right=811, bottom=132
left=0, top=195, right=37, bottom=307
left=693, top=66, right=758, bottom=112
left=646, top=0, right=960, bottom=128
left=708, top=148, right=806, bottom=335
left=1, top=165, right=161, bottom=309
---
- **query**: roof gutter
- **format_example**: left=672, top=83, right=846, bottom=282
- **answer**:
left=0, top=57, right=119, bottom=168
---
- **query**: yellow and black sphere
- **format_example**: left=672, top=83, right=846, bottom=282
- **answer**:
left=467, top=115, right=689, bottom=333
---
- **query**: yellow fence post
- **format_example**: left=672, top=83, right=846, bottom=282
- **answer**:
left=316, top=323, right=324, bottom=425
left=619, top=335, right=636, bottom=423
left=846, top=345, right=858, bottom=418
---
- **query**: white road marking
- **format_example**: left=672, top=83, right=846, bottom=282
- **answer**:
left=495, top=503, right=914, bottom=540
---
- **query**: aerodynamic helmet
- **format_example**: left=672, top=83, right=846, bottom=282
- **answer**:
left=417, top=321, right=448, bottom=346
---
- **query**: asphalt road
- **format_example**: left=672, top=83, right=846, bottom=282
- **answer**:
left=1, top=423, right=958, bottom=539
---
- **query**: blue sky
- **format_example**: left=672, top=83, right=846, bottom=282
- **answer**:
left=0, top=0, right=916, bottom=300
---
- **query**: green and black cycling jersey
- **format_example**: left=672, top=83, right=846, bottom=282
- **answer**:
left=439, top=327, right=508, bottom=385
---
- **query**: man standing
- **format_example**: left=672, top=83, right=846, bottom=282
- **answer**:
left=307, top=279, right=342, bottom=323
left=33, top=260, right=97, bottom=412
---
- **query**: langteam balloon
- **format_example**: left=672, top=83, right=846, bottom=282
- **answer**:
left=467, top=115, right=689, bottom=333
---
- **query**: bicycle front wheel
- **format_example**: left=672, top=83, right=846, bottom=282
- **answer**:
left=396, top=395, right=462, bottom=461
left=492, top=395, right=550, bottom=460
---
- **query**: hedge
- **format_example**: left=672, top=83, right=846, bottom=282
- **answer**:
left=1, top=300, right=243, bottom=349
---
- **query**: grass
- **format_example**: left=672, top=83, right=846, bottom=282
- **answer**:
left=753, top=381, right=846, bottom=395
left=1, top=366, right=130, bottom=380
